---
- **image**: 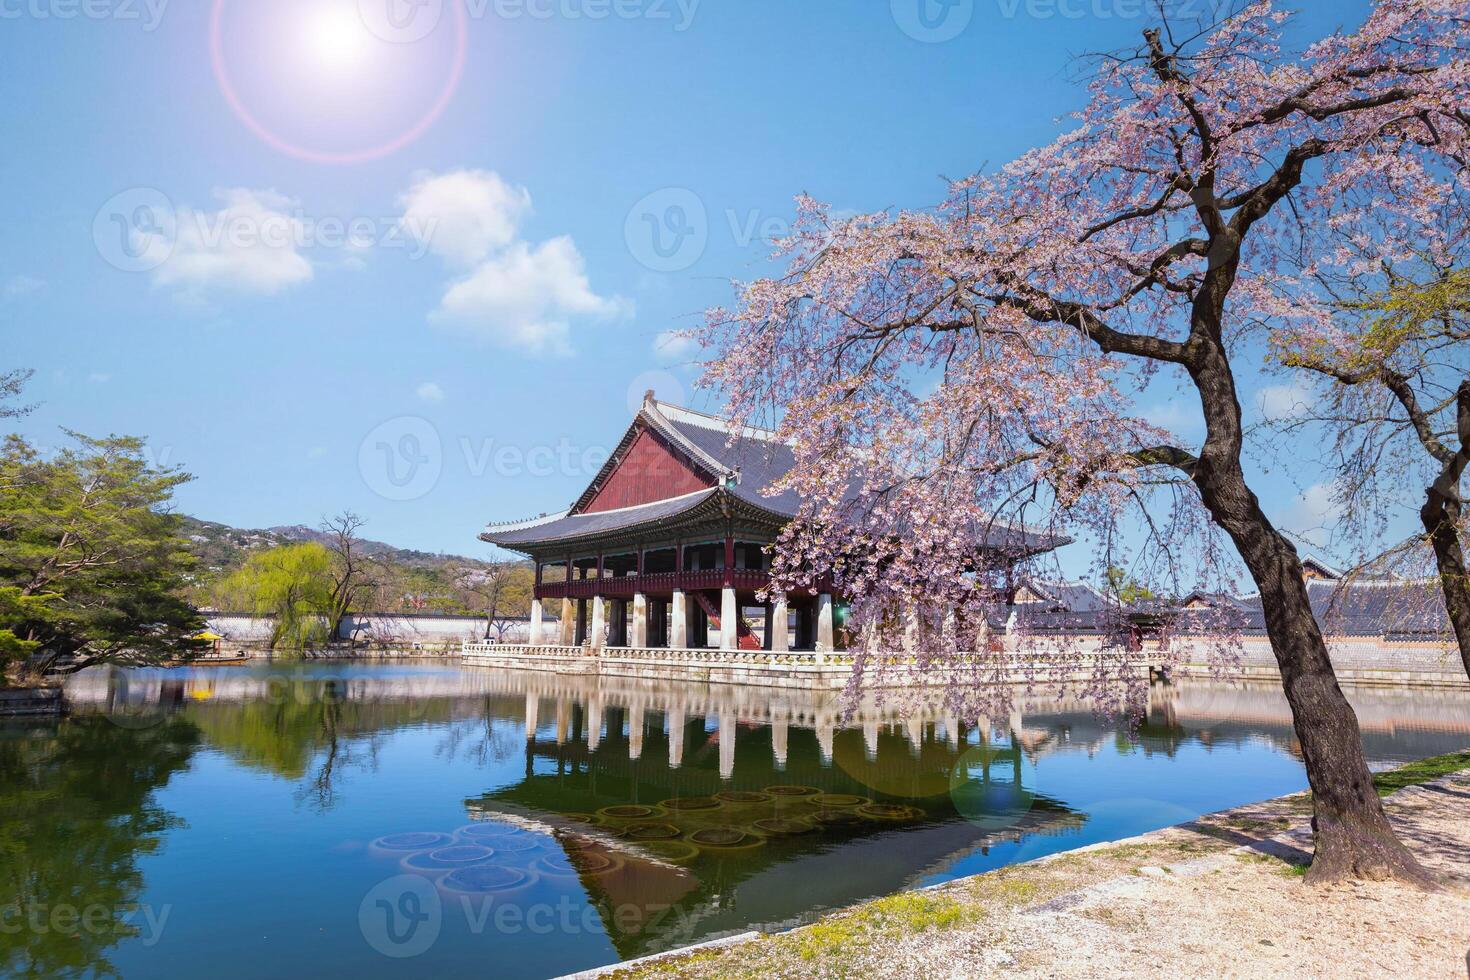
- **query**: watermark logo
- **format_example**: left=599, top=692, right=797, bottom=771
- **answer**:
left=359, top=417, right=443, bottom=501
left=0, top=900, right=172, bottom=946
left=625, top=188, right=707, bottom=273
left=891, top=0, right=972, bottom=42
left=93, top=188, right=176, bottom=274
left=357, top=0, right=698, bottom=39
left=357, top=0, right=444, bottom=43
left=0, top=0, right=170, bottom=30
left=358, top=875, right=442, bottom=958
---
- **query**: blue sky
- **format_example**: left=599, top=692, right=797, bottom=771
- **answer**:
left=0, top=0, right=1379, bottom=567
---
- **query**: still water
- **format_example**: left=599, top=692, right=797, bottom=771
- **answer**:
left=3, top=661, right=1467, bottom=978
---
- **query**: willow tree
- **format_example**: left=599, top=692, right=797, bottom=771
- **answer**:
left=700, top=1, right=1468, bottom=883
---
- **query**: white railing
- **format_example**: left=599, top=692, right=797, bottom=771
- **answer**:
left=461, top=642, right=1154, bottom=675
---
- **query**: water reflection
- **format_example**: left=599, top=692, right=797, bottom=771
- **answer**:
left=40, top=663, right=1470, bottom=977
left=0, top=716, right=198, bottom=978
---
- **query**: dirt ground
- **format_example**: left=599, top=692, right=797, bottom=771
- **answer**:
left=613, top=769, right=1470, bottom=980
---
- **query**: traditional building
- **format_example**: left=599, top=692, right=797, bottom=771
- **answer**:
left=480, top=393, right=1064, bottom=654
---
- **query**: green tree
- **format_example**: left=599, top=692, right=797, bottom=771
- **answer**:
left=0, top=589, right=46, bottom=686
left=215, top=543, right=334, bottom=653
left=1102, top=567, right=1156, bottom=606
left=0, top=431, right=204, bottom=679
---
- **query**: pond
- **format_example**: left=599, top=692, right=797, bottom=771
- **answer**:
left=3, top=661, right=1467, bottom=978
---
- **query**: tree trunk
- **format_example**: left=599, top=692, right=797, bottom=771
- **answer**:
left=1189, top=350, right=1432, bottom=886
left=1420, top=492, right=1470, bottom=681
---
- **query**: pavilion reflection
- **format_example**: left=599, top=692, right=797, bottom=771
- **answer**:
left=463, top=675, right=1087, bottom=958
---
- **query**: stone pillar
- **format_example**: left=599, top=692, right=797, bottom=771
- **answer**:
left=524, top=693, right=538, bottom=740
left=555, top=698, right=570, bottom=745
left=528, top=598, right=545, bottom=646
left=590, top=595, right=606, bottom=651
left=628, top=702, right=645, bottom=760
left=720, top=586, right=738, bottom=651
left=816, top=593, right=835, bottom=652
left=771, top=716, right=789, bottom=770
left=862, top=720, right=879, bottom=760
left=718, top=711, right=735, bottom=780
left=905, top=717, right=924, bottom=756
left=587, top=695, right=603, bottom=752
left=667, top=703, right=685, bottom=767
left=631, top=593, right=648, bottom=648
left=559, top=598, right=575, bottom=646
left=816, top=722, right=834, bottom=764
left=770, top=594, right=790, bottom=653
left=671, top=589, right=688, bottom=648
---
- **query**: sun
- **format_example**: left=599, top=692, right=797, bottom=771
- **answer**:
left=297, top=2, right=376, bottom=74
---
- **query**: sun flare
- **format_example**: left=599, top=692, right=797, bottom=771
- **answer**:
left=298, top=3, right=375, bottom=74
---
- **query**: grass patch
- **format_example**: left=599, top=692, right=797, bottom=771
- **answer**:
left=793, top=891, right=969, bottom=962
left=1371, top=751, right=1470, bottom=797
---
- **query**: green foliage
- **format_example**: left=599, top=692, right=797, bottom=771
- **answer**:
left=0, top=588, right=47, bottom=686
left=0, top=430, right=204, bottom=678
left=1103, top=566, right=1156, bottom=605
left=0, top=715, right=199, bottom=977
left=215, top=543, right=335, bottom=653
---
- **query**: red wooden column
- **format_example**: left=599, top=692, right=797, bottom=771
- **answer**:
left=723, top=534, right=735, bottom=587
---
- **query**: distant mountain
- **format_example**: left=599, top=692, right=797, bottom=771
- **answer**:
left=178, top=516, right=499, bottom=577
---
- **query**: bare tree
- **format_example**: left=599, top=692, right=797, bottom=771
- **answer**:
left=321, top=512, right=382, bottom=644
left=455, top=559, right=522, bottom=640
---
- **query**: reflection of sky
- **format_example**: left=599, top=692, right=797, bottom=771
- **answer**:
left=928, top=736, right=1310, bottom=885
left=65, top=664, right=1470, bottom=979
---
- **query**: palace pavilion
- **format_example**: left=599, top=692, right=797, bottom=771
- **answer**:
left=480, top=392, right=1063, bottom=653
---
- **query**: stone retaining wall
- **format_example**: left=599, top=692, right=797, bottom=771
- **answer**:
left=0, top=687, right=64, bottom=717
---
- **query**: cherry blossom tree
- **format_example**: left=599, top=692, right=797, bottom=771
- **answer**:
left=699, top=1, right=1470, bottom=883
left=1271, top=260, right=1470, bottom=681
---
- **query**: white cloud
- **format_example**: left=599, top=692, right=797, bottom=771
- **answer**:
left=653, top=329, right=698, bottom=363
left=431, top=237, right=630, bottom=357
left=4, top=275, right=45, bottom=299
left=1283, top=481, right=1343, bottom=546
left=146, top=188, right=314, bottom=299
left=402, top=169, right=629, bottom=356
left=1257, top=381, right=1317, bottom=421
left=416, top=381, right=446, bottom=403
left=88, top=372, right=111, bottom=384
left=398, top=170, right=532, bottom=267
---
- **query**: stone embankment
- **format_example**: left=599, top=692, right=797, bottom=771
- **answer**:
left=595, top=753, right=1470, bottom=980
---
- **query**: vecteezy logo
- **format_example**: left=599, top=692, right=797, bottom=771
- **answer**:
left=625, top=188, right=708, bottom=273
left=359, top=417, right=443, bottom=501
left=891, top=0, right=973, bottom=42
left=357, top=0, right=444, bottom=43
left=358, top=874, right=442, bottom=958
left=93, top=188, right=176, bottom=273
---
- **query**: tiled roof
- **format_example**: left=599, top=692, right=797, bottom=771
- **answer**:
left=1177, top=577, right=1447, bottom=637
left=481, top=394, right=1069, bottom=555
left=482, top=489, right=720, bottom=548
